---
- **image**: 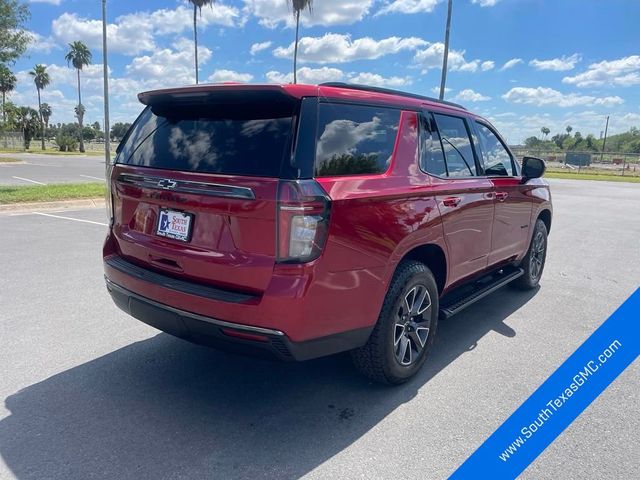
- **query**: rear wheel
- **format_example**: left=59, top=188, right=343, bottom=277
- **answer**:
left=351, top=260, right=439, bottom=384
left=513, top=218, right=548, bottom=290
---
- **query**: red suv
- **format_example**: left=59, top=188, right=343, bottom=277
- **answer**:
left=103, top=82, right=552, bottom=384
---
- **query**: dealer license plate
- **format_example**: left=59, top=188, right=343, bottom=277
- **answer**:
left=156, top=209, right=193, bottom=242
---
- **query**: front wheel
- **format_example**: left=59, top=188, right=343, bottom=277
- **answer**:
left=513, top=218, right=548, bottom=290
left=351, top=260, right=439, bottom=384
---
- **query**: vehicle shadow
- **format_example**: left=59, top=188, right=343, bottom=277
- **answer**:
left=0, top=288, right=538, bottom=480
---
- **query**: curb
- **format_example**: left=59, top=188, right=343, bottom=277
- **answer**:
left=0, top=197, right=105, bottom=214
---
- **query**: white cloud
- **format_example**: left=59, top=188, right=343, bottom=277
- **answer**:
left=481, top=60, right=495, bottom=71
left=413, top=42, right=482, bottom=73
left=52, top=13, right=154, bottom=55
left=27, top=31, right=58, bottom=54
left=273, top=34, right=427, bottom=64
left=207, top=70, right=254, bottom=83
left=502, top=87, right=624, bottom=108
left=499, top=58, right=523, bottom=71
left=266, top=67, right=344, bottom=84
left=471, top=0, right=500, bottom=6
left=454, top=89, right=491, bottom=102
left=562, top=55, right=640, bottom=87
left=529, top=53, right=581, bottom=71
left=265, top=68, right=412, bottom=87
left=348, top=72, right=412, bottom=87
left=17, top=63, right=107, bottom=96
left=51, top=3, right=240, bottom=56
left=243, top=0, right=374, bottom=28
left=250, top=41, right=272, bottom=55
left=430, top=86, right=451, bottom=96
left=376, top=0, right=440, bottom=16
left=125, top=38, right=212, bottom=87
left=316, top=115, right=383, bottom=161
left=30, top=0, right=62, bottom=4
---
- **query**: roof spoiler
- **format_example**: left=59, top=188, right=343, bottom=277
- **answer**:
left=138, top=84, right=297, bottom=106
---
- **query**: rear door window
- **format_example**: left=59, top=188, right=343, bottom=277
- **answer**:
left=419, top=113, right=447, bottom=176
left=116, top=99, right=297, bottom=178
left=432, top=113, right=478, bottom=177
left=314, top=103, right=401, bottom=176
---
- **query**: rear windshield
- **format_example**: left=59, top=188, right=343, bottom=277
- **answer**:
left=116, top=96, right=297, bottom=177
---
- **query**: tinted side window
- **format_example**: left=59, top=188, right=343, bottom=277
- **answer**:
left=433, top=114, right=477, bottom=177
left=315, top=103, right=401, bottom=177
left=420, top=114, right=447, bottom=176
left=475, top=122, right=514, bottom=176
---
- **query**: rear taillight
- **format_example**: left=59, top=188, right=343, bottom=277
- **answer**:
left=277, top=180, right=330, bottom=263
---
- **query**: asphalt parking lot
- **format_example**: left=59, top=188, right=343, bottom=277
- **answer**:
left=0, top=153, right=106, bottom=185
left=0, top=179, right=638, bottom=479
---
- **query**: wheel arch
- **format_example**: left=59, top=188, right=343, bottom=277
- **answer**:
left=399, top=243, right=447, bottom=295
left=538, top=208, right=552, bottom=234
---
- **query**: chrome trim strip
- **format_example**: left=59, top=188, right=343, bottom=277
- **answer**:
left=117, top=173, right=256, bottom=200
left=105, top=278, right=285, bottom=336
left=279, top=206, right=315, bottom=211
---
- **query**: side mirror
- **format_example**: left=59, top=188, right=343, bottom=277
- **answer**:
left=521, top=156, right=546, bottom=182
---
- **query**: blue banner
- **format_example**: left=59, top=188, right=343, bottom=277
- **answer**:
left=450, top=288, right=640, bottom=479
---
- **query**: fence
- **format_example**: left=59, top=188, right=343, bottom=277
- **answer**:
left=0, top=132, right=24, bottom=150
left=510, top=148, right=640, bottom=176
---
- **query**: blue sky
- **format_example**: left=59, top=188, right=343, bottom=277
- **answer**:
left=13, top=0, right=640, bottom=143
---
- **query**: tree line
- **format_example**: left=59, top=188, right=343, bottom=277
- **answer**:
left=525, top=125, right=640, bottom=154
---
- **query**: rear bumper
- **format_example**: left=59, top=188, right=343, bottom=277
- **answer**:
left=105, top=278, right=372, bottom=361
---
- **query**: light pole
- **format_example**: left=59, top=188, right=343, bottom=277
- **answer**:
left=102, top=0, right=111, bottom=166
left=439, top=0, right=453, bottom=100
left=600, top=115, right=609, bottom=163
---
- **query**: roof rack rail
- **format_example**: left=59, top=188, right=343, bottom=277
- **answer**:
left=318, top=82, right=467, bottom=110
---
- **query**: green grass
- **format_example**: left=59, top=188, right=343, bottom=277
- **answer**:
left=545, top=171, right=640, bottom=183
left=0, top=183, right=106, bottom=204
left=0, top=157, right=22, bottom=163
left=0, top=148, right=106, bottom=157
left=34, top=150, right=106, bottom=157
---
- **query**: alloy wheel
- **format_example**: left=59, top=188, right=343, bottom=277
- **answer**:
left=394, top=284, right=432, bottom=366
left=530, top=230, right=546, bottom=280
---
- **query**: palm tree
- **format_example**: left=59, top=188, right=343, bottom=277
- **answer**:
left=40, top=103, right=52, bottom=130
left=65, top=41, right=92, bottom=152
left=29, top=64, right=50, bottom=150
left=566, top=125, right=573, bottom=135
left=15, top=107, right=39, bottom=149
left=75, top=103, right=85, bottom=137
left=0, top=64, right=17, bottom=124
left=188, top=0, right=216, bottom=84
left=541, top=126, right=550, bottom=140
left=289, top=1, right=313, bottom=84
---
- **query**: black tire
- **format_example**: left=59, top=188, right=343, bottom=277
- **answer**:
left=513, top=218, right=548, bottom=290
left=351, top=260, right=439, bottom=385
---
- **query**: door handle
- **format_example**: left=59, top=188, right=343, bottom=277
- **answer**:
left=442, top=197, right=462, bottom=207
left=496, top=192, right=509, bottom=201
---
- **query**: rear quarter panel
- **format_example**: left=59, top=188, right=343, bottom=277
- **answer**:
left=315, top=111, right=448, bottom=328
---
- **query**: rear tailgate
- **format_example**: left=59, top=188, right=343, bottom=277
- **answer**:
left=109, top=87, right=300, bottom=294
left=112, top=167, right=279, bottom=293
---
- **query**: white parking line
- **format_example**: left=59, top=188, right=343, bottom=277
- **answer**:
left=13, top=176, right=46, bottom=185
left=25, top=162, right=61, bottom=167
left=80, top=174, right=105, bottom=181
left=33, top=212, right=108, bottom=226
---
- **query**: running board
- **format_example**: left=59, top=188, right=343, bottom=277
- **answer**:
left=439, top=266, right=524, bottom=319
